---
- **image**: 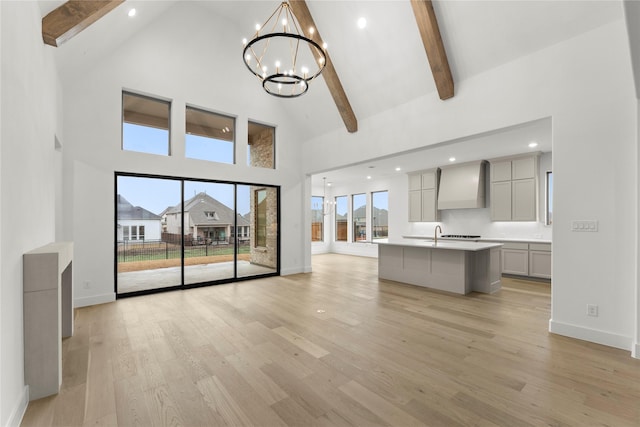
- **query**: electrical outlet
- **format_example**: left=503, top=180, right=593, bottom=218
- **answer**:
left=587, top=304, right=598, bottom=317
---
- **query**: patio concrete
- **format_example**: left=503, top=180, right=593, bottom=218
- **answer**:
left=117, top=260, right=276, bottom=294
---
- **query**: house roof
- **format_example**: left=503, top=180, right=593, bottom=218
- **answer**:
left=117, top=195, right=161, bottom=220
left=165, top=192, right=250, bottom=227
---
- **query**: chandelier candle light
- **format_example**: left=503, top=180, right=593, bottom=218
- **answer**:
left=242, top=1, right=327, bottom=98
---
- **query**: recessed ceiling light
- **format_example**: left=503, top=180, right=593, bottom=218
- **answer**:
left=327, top=182, right=332, bottom=187
left=128, top=8, right=136, bottom=17
left=366, top=176, right=372, bottom=180
left=449, top=157, right=456, bottom=162
left=528, top=141, right=538, bottom=148
left=395, top=167, right=401, bottom=171
left=357, top=17, right=367, bottom=29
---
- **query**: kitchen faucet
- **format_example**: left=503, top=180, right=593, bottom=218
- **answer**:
left=434, top=225, right=442, bottom=245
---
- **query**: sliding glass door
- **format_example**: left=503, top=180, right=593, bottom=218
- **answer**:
left=116, top=175, right=182, bottom=294
left=115, top=173, right=279, bottom=296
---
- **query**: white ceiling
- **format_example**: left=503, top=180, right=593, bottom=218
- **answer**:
left=311, top=116, right=551, bottom=189
left=38, top=1, right=623, bottom=186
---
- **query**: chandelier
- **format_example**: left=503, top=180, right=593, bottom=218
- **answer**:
left=242, top=2, right=327, bottom=98
left=320, top=177, right=335, bottom=216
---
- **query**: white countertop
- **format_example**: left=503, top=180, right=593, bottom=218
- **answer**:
left=402, top=235, right=551, bottom=244
left=377, top=238, right=503, bottom=252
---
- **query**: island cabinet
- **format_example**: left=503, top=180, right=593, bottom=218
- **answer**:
left=408, top=169, right=439, bottom=222
left=490, top=154, right=538, bottom=221
left=378, top=240, right=502, bottom=294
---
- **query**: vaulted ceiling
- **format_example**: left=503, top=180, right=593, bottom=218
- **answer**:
left=38, top=0, right=623, bottom=140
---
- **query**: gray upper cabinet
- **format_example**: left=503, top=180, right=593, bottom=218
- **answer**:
left=490, top=180, right=512, bottom=221
left=491, top=161, right=512, bottom=182
left=408, top=169, right=439, bottom=222
left=490, top=154, right=539, bottom=222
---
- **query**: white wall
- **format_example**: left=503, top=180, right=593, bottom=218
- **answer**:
left=62, top=2, right=308, bottom=307
left=636, top=99, right=640, bottom=358
left=0, top=1, right=61, bottom=425
left=303, top=19, right=637, bottom=353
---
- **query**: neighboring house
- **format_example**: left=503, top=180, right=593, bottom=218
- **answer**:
left=164, top=192, right=250, bottom=243
left=116, top=195, right=162, bottom=242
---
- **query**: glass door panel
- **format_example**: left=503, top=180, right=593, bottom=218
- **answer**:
left=116, top=176, right=182, bottom=294
left=236, top=184, right=278, bottom=278
left=183, top=181, right=235, bottom=285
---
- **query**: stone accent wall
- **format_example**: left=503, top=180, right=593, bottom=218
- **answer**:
left=249, top=127, right=274, bottom=168
left=250, top=186, right=278, bottom=268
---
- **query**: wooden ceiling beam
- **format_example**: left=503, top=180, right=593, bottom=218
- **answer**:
left=289, top=0, right=358, bottom=133
left=410, top=0, right=454, bottom=100
left=42, top=0, right=124, bottom=47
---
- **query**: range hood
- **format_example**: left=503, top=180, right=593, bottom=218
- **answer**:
left=437, top=160, right=486, bottom=209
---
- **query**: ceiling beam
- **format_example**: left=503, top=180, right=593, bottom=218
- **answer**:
left=42, top=0, right=124, bottom=47
left=410, top=0, right=454, bottom=100
left=289, top=0, right=358, bottom=133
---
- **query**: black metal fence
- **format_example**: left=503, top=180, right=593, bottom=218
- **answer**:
left=117, top=239, right=249, bottom=263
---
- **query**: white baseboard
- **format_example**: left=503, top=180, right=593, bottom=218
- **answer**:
left=5, top=385, right=29, bottom=427
left=549, top=319, right=632, bottom=352
left=633, top=341, right=640, bottom=359
left=303, top=265, right=312, bottom=273
left=74, top=292, right=115, bottom=308
left=280, top=267, right=306, bottom=276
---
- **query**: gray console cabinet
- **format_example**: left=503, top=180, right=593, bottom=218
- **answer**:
left=23, top=242, right=73, bottom=400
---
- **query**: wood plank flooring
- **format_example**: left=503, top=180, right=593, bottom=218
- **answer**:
left=21, top=254, right=640, bottom=426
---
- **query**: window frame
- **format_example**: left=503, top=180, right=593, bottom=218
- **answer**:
left=185, top=104, right=236, bottom=165
left=335, top=195, right=348, bottom=242
left=371, top=190, right=389, bottom=240
left=248, top=120, right=276, bottom=169
left=121, top=90, right=171, bottom=156
left=311, top=195, right=324, bottom=242
left=352, top=193, right=367, bottom=242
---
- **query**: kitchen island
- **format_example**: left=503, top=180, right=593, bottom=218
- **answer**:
left=377, top=239, right=503, bottom=294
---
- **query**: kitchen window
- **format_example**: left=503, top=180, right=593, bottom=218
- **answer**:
left=335, top=196, right=348, bottom=242
left=352, top=193, right=367, bottom=242
left=185, top=106, right=235, bottom=164
left=311, top=196, right=324, bottom=242
left=371, top=191, right=389, bottom=239
left=122, top=91, right=170, bottom=155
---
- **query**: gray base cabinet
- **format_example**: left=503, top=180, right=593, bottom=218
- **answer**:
left=529, top=243, right=552, bottom=279
left=499, top=241, right=551, bottom=279
left=502, top=248, right=529, bottom=276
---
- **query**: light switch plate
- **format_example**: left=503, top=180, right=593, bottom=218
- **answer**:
left=571, top=220, right=598, bottom=232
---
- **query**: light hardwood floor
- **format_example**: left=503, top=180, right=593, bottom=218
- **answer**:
left=22, top=254, right=640, bottom=426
